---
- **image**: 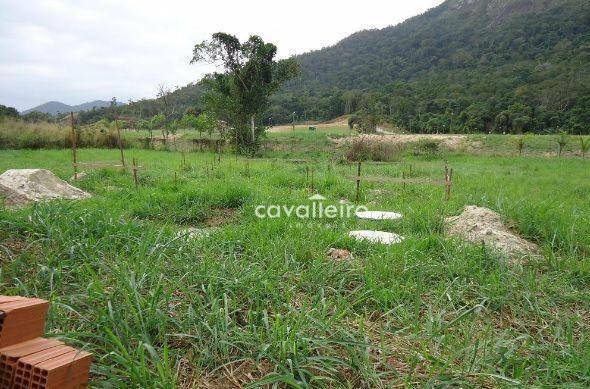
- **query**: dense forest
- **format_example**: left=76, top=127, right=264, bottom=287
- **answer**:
left=269, top=0, right=590, bottom=134
left=13, top=0, right=590, bottom=134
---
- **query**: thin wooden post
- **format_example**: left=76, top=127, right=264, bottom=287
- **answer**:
left=310, top=167, right=315, bottom=192
left=174, top=171, right=177, bottom=186
left=132, top=158, right=139, bottom=188
left=305, top=166, right=309, bottom=185
left=445, top=163, right=453, bottom=201
left=355, top=161, right=362, bottom=202
left=115, top=115, right=125, bottom=168
left=69, top=112, right=78, bottom=179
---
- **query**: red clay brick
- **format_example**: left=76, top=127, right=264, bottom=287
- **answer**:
left=0, top=298, right=49, bottom=348
left=0, top=337, right=63, bottom=387
left=29, top=349, right=92, bottom=389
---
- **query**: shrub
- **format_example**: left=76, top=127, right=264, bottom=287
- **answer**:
left=515, top=136, right=525, bottom=156
left=344, top=136, right=403, bottom=162
left=412, top=140, right=441, bottom=158
left=557, top=131, right=569, bottom=157
left=580, top=137, right=589, bottom=158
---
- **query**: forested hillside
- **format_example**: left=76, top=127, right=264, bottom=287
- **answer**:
left=93, top=0, right=589, bottom=134
left=269, top=0, right=590, bottom=133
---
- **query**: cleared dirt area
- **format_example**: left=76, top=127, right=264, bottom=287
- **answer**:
left=333, top=133, right=468, bottom=150
left=268, top=116, right=349, bottom=133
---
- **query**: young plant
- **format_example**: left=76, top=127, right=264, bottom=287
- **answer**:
left=516, top=136, right=525, bottom=156
left=580, top=137, right=589, bottom=158
left=557, top=131, right=569, bottom=157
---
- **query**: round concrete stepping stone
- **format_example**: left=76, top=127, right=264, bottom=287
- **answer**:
left=355, top=211, right=403, bottom=220
left=348, top=230, right=404, bottom=245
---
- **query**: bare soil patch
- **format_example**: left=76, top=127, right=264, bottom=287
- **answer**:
left=0, top=169, right=90, bottom=206
left=445, top=206, right=539, bottom=264
left=205, top=207, right=238, bottom=227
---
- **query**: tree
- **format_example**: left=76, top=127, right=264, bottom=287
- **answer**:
left=182, top=112, right=216, bottom=138
left=0, top=104, right=19, bottom=118
left=347, top=114, right=359, bottom=130
left=191, top=33, right=299, bottom=154
left=356, top=108, right=378, bottom=134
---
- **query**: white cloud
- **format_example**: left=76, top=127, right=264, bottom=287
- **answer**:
left=0, top=0, right=443, bottom=111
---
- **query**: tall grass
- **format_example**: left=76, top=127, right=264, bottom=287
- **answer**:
left=0, top=118, right=129, bottom=149
left=0, top=149, right=589, bottom=387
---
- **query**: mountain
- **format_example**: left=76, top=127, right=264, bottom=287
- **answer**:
left=267, top=0, right=590, bottom=133
left=23, top=100, right=122, bottom=115
left=119, top=0, right=590, bottom=134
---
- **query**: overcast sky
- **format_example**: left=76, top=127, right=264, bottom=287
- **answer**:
left=0, top=0, right=443, bottom=111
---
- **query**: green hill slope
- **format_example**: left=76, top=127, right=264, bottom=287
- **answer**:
left=118, top=0, right=589, bottom=134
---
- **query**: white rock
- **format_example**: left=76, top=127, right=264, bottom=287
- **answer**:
left=355, top=211, right=403, bottom=220
left=69, top=171, right=88, bottom=181
left=177, top=227, right=215, bottom=240
left=0, top=169, right=91, bottom=206
left=348, top=230, right=404, bottom=245
left=308, top=194, right=327, bottom=201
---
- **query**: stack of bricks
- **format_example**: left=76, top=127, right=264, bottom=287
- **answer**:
left=0, top=296, right=91, bottom=388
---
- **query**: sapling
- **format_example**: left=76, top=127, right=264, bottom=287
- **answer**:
left=516, top=136, right=525, bottom=156
left=557, top=131, right=569, bottom=157
left=580, top=137, right=589, bottom=158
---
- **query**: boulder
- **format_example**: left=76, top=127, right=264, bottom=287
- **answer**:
left=0, top=169, right=90, bottom=206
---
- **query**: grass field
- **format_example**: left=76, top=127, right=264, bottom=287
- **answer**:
left=0, top=144, right=589, bottom=387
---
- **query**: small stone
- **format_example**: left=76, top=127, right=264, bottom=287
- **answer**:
left=355, top=211, right=403, bottom=220
left=70, top=171, right=88, bottom=181
left=328, top=248, right=352, bottom=261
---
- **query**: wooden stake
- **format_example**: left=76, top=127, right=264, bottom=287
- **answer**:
left=70, top=112, right=78, bottom=179
left=444, top=163, right=453, bottom=201
left=132, top=158, right=139, bottom=188
left=355, top=161, right=362, bottom=202
left=310, top=167, right=315, bottom=192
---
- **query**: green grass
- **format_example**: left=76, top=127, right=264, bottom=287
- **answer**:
left=0, top=147, right=589, bottom=387
left=468, top=134, right=590, bottom=156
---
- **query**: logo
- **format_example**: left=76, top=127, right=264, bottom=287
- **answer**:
left=254, top=194, right=368, bottom=219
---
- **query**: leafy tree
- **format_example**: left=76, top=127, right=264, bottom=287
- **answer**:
left=150, top=114, right=165, bottom=129
left=347, top=114, right=359, bottom=130
left=356, top=108, right=378, bottom=133
left=191, top=32, right=299, bottom=153
left=21, top=111, right=52, bottom=123
left=181, top=112, right=216, bottom=138
left=166, top=120, right=179, bottom=136
left=0, top=104, right=19, bottom=118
